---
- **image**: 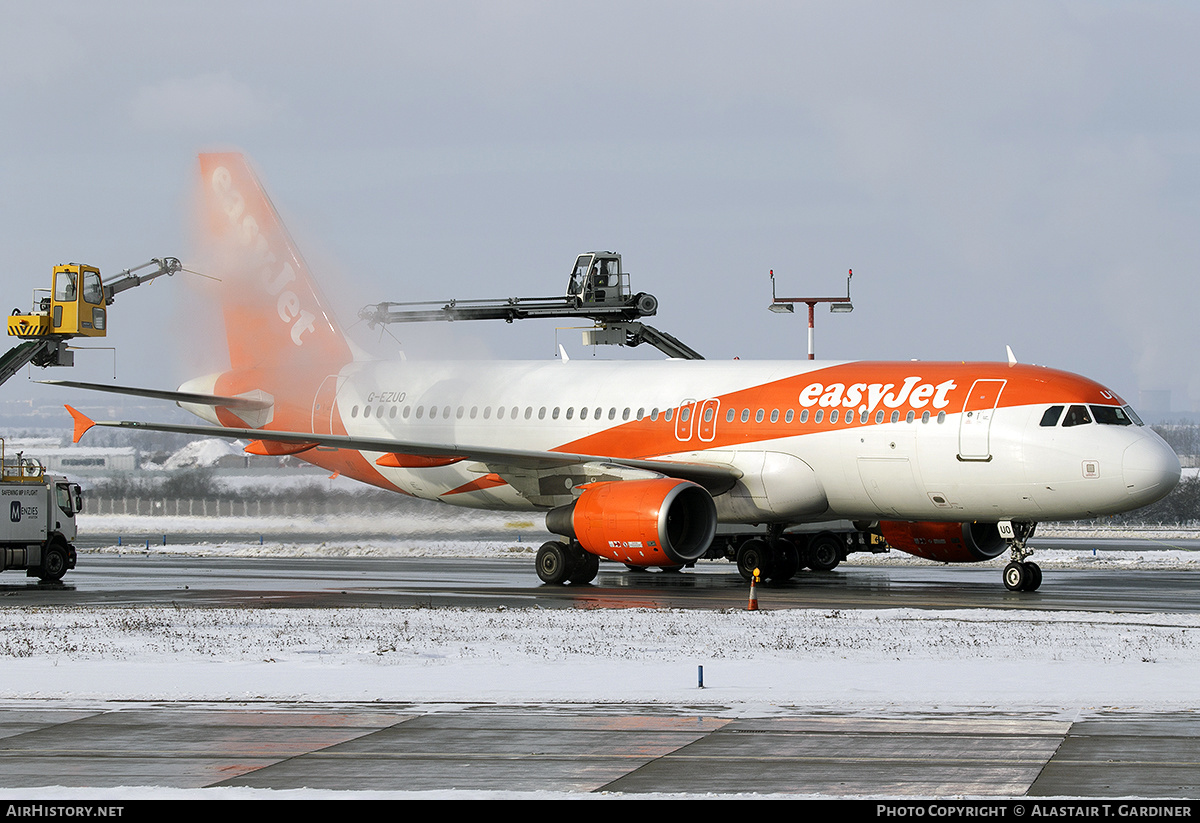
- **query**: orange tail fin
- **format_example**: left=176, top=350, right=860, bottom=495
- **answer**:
left=196, top=153, right=351, bottom=376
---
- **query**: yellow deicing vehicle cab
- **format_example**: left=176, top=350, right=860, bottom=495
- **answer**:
left=4, top=257, right=180, bottom=385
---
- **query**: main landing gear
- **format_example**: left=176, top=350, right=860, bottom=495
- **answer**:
left=1001, top=521, right=1041, bottom=592
left=536, top=540, right=600, bottom=585
left=734, top=530, right=842, bottom=584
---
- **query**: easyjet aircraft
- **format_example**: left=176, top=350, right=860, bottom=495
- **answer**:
left=62, top=154, right=1181, bottom=592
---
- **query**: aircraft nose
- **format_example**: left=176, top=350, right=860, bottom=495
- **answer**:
left=1122, top=436, right=1181, bottom=504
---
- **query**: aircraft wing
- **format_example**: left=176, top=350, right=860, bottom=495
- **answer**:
left=64, top=406, right=741, bottom=495
left=42, top=380, right=272, bottom=410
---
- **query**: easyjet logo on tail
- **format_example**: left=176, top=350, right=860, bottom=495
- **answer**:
left=798, top=377, right=958, bottom=415
left=209, top=164, right=317, bottom=347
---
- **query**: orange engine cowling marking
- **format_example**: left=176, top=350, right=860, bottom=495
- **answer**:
left=879, top=520, right=1007, bottom=563
left=545, top=478, right=717, bottom=568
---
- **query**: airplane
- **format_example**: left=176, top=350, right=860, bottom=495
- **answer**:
left=60, top=153, right=1181, bottom=592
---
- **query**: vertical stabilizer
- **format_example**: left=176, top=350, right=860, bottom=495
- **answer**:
left=197, top=153, right=351, bottom=375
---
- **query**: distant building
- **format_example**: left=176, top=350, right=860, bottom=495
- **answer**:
left=2, top=440, right=140, bottom=474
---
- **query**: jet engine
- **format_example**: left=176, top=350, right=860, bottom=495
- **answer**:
left=878, top=520, right=1007, bottom=563
left=545, top=478, right=717, bottom=567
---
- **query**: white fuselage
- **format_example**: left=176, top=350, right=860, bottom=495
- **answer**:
left=326, top=357, right=1179, bottom=525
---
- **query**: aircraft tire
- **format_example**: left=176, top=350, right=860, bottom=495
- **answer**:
left=1002, top=562, right=1028, bottom=592
left=536, top=541, right=574, bottom=585
left=772, top=540, right=801, bottom=582
left=1024, top=561, right=1042, bottom=591
left=736, top=538, right=773, bottom=582
left=808, top=534, right=841, bottom=572
left=567, top=548, right=600, bottom=585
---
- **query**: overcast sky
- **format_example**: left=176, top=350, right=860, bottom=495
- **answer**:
left=3, top=1, right=1199, bottom=419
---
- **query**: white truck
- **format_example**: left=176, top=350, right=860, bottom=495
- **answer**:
left=0, top=446, right=80, bottom=582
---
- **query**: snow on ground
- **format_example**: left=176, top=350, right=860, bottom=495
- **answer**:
left=3, top=513, right=1199, bottom=798
left=3, top=512, right=1197, bottom=712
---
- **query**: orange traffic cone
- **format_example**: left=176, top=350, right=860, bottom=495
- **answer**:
left=747, top=568, right=760, bottom=611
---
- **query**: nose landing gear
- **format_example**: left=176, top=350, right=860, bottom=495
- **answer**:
left=1001, top=521, right=1042, bottom=592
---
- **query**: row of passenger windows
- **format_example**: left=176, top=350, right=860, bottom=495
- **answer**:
left=1039, top=404, right=1143, bottom=428
left=349, top=403, right=950, bottom=426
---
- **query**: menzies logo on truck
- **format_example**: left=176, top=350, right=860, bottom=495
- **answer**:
left=9, top=501, right=37, bottom=522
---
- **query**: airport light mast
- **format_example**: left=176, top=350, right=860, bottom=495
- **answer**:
left=768, top=268, right=853, bottom=360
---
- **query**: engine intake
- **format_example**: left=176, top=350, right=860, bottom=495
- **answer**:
left=546, top=478, right=717, bottom=567
left=879, top=520, right=1007, bottom=563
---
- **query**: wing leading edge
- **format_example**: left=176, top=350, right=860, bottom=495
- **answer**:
left=64, top=406, right=742, bottom=496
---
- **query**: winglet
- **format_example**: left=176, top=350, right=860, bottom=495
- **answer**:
left=65, top=405, right=95, bottom=443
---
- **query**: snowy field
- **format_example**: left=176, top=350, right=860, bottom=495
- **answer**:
left=3, top=509, right=1198, bottom=799
left=8, top=509, right=1199, bottom=711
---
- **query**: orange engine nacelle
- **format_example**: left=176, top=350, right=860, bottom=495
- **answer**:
left=545, top=478, right=717, bottom=567
left=879, top=521, right=1007, bottom=563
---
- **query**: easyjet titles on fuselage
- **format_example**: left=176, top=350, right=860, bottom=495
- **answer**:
left=797, top=376, right=958, bottom=415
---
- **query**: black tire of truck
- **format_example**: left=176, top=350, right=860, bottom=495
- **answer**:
left=38, top=540, right=70, bottom=583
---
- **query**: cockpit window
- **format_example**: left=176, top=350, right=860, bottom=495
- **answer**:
left=1091, top=405, right=1134, bottom=426
left=1040, top=406, right=1064, bottom=427
left=1123, top=405, right=1144, bottom=426
left=1062, top=405, right=1092, bottom=427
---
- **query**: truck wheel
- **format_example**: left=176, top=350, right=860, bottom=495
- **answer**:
left=38, top=542, right=69, bottom=583
left=809, top=534, right=842, bottom=572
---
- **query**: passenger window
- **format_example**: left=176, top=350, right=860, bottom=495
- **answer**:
left=829, top=409, right=839, bottom=423
left=1040, top=406, right=1063, bottom=427
left=741, top=409, right=750, bottom=423
left=799, top=409, right=808, bottom=423
left=726, top=408, right=735, bottom=423
left=785, top=409, right=794, bottom=423
left=1062, top=405, right=1092, bottom=427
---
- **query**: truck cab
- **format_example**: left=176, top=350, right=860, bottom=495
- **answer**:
left=0, top=444, right=80, bottom=582
left=567, top=252, right=631, bottom=308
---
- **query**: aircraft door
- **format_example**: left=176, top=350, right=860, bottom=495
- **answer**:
left=675, top=399, right=696, bottom=442
left=958, top=379, right=1006, bottom=461
left=697, top=398, right=720, bottom=442
left=311, top=374, right=341, bottom=435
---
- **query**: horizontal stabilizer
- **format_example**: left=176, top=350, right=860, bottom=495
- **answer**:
left=64, top=405, right=95, bottom=444
left=40, top=380, right=273, bottom=410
